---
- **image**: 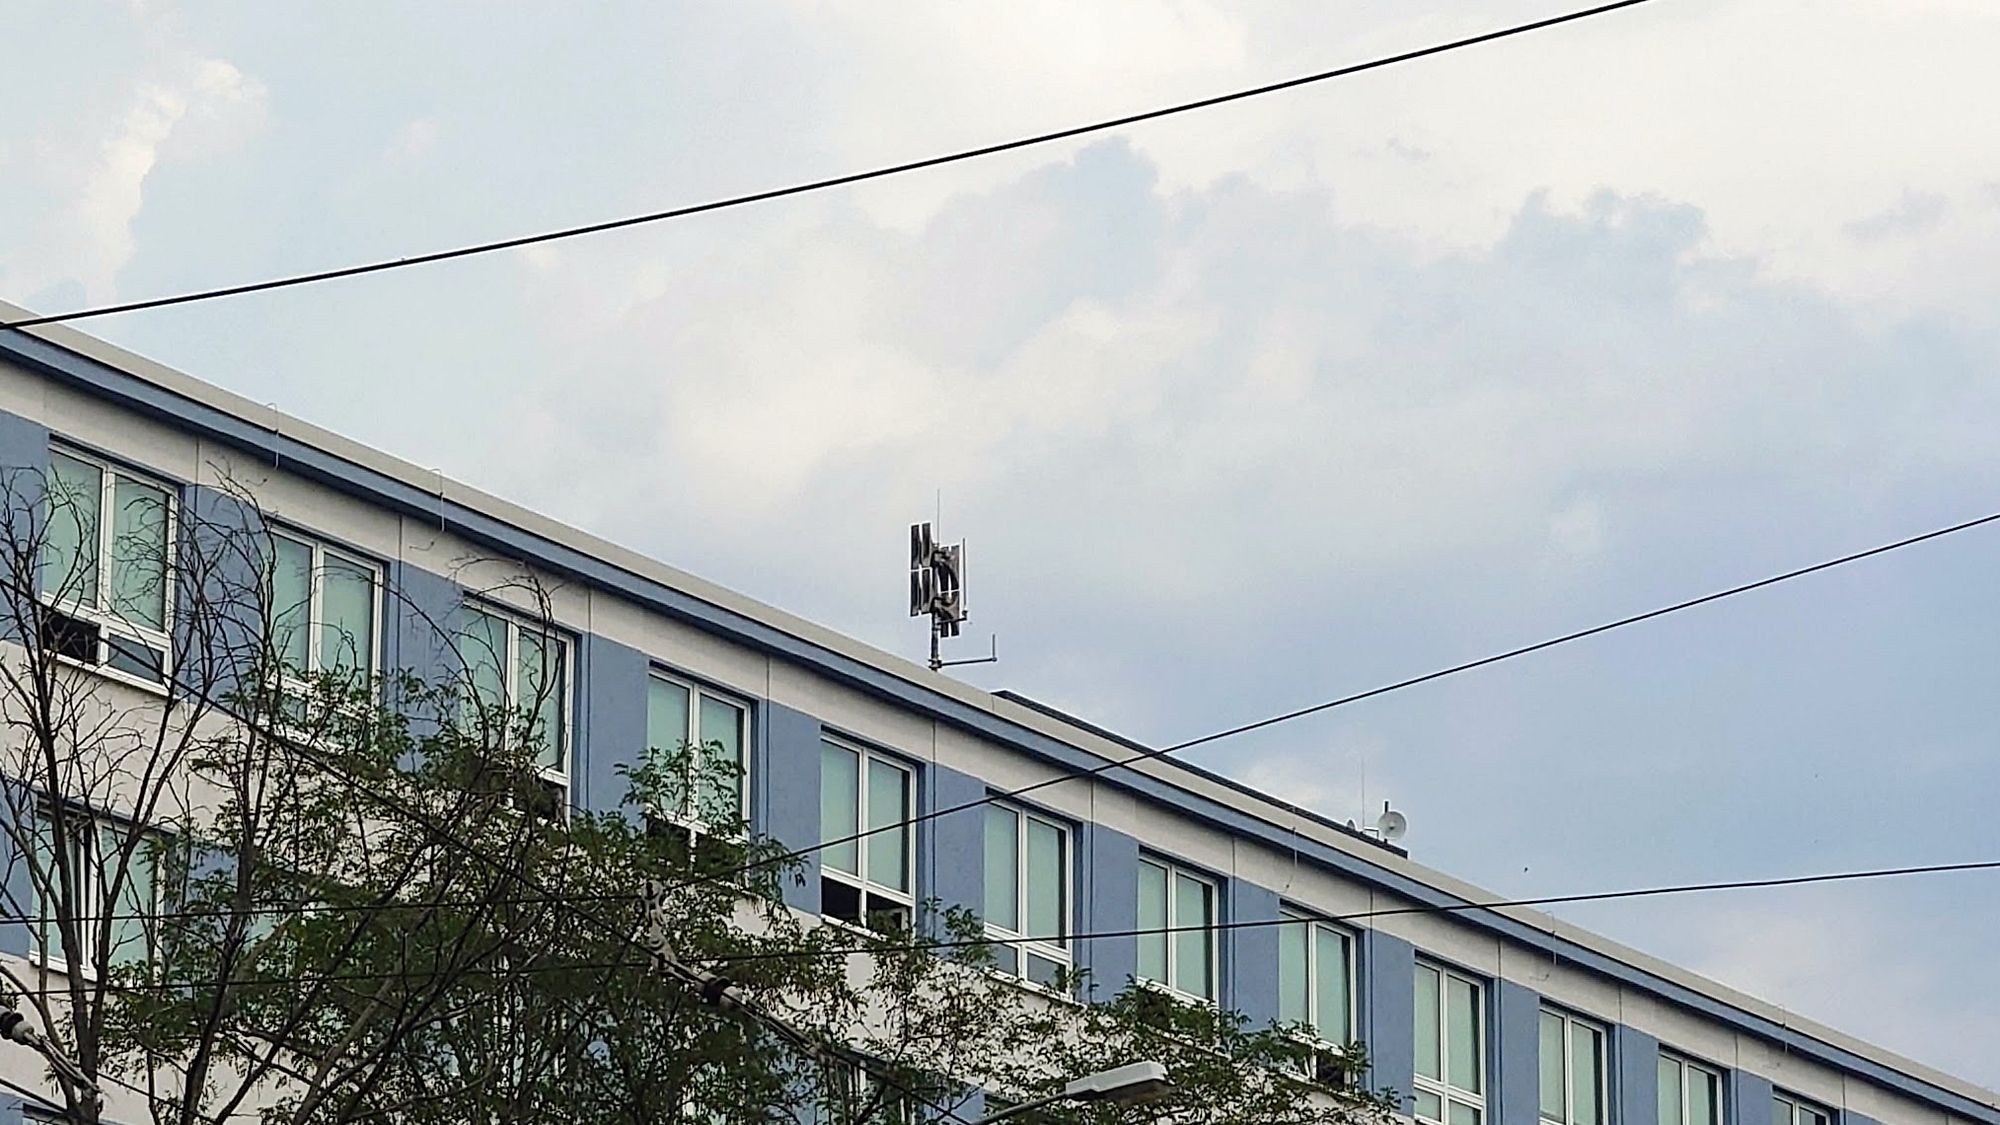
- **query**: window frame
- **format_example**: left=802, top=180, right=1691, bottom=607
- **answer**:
left=38, top=444, right=179, bottom=686
left=1413, top=959, right=1488, bottom=1125
left=264, top=526, right=384, bottom=692
left=29, top=805, right=164, bottom=976
left=1134, top=854, right=1219, bottom=1004
left=644, top=669, right=752, bottom=837
left=1277, top=909, right=1357, bottom=1045
left=818, top=736, right=916, bottom=930
left=981, top=800, right=1072, bottom=990
left=1773, top=1092, right=1831, bottom=1125
left=1657, top=1051, right=1726, bottom=1125
left=455, top=602, right=574, bottom=808
left=1539, top=1006, right=1608, bottom=1125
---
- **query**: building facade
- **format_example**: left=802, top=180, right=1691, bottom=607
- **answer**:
left=0, top=306, right=1994, bottom=1125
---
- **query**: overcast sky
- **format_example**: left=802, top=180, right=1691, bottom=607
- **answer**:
left=5, top=0, right=2000, bottom=1090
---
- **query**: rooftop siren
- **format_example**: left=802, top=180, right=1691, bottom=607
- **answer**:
left=910, top=520, right=994, bottom=672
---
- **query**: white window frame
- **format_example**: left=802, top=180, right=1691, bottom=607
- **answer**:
left=1414, top=960, right=1487, bottom=1125
left=30, top=806, right=163, bottom=976
left=265, top=527, right=383, bottom=691
left=1539, top=1007, right=1608, bottom=1125
left=456, top=603, right=572, bottom=806
left=1135, top=856, right=1218, bottom=1004
left=981, top=801, right=1071, bottom=989
left=818, top=737, right=915, bottom=929
left=1773, top=1092, right=1830, bottom=1125
left=1658, top=1052, right=1725, bottom=1125
left=645, top=670, right=751, bottom=836
left=1278, top=910, right=1356, bottom=1045
left=38, top=445, right=178, bottom=686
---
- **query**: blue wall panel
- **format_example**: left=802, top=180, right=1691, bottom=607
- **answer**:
left=0, top=410, right=50, bottom=645
left=576, top=634, right=648, bottom=817
left=1495, top=980, right=1541, bottom=1125
left=1362, top=929, right=1417, bottom=1113
left=1079, top=823, right=1139, bottom=999
left=1732, top=1070, right=1775, bottom=1125
left=1614, top=1025, right=1659, bottom=1125
left=384, top=561, right=461, bottom=710
left=1843, top=1113, right=1882, bottom=1125
left=1227, top=877, right=1281, bottom=1025
left=923, top=764, right=985, bottom=933
left=761, top=702, right=823, bottom=913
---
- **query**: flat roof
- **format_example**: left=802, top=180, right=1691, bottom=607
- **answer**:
left=2, top=301, right=1994, bottom=1118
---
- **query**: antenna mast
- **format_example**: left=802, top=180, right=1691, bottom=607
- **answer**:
left=909, top=520, right=996, bottom=672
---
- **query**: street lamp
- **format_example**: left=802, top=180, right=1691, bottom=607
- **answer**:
left=974, top=1061, right=1173, bottom=1124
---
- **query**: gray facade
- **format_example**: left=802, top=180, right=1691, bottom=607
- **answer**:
left=0, top=303, right=1995, bottom=1125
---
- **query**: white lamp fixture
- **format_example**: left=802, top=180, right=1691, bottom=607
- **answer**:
left=975, top=1061, right=1173, bottom=1123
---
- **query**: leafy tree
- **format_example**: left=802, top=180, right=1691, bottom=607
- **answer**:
left=0, top=465, right=1392, bottom=1125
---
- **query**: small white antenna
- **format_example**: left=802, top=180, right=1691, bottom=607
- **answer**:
left=1375, top=801, right=1408, bottom=843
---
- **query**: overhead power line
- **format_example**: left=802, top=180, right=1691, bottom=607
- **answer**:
left=685, top=505, right=2000, bottom=892
left=53, top=855, right=2000, bottom=987
left=0, top=0, right=1661, bottom=331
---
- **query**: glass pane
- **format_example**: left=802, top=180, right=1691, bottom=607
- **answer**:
left=1448, top=1101, right=1481, bottom=1125
left=1135, top=861, right=1167, bottom=984
left=697, top=696, right=745, bottom=822
left=1447, top=975, right=1482, bottom=1093
left=269, top=535, right=312, bottom=674
left=1657, top=1060, right=1682, bottom=1125
left=1277, top=919, right=1308, bottom=1025
left=517, top=630, right=565, bottom=773
left=1572, top=1025, right=1602, bottom=1125
left=1773, top=1098, right=1790, bottom=1125
left=647, top=678, right=693, bottom=813
left=1688, top=1069, right=1717, bottom=1125
left=1315, top=926, right=1351, bottom=1041
left=819, top=742, right=860, bottom=875
left=1173, top=873, right=1213, bottom=999
left=1414, top=1090, right=1443, bottom=1123
left=864, top=758, right=908, bottom=891
left=1025, top=952, right=1064, bottom=989
left=102, top=823, right=153, bottom=967
left=458, top=609, right=507, bottom=716
left=983, top=807, right=1018, bottom=931
left=41, top=452, right=100, bottom=604
left=1540, top=1012, right=1566, bottom=1121
left=1025, top=817, right=1063, bottom=940
left=110, top=477, right=169, bottom=630
left=320, top=554, right=376, bottom=679
left=1415, top=964, right=1442, bottom=1081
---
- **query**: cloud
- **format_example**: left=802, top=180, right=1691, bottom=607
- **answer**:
left=1843, top=191, right=1951, bottom=243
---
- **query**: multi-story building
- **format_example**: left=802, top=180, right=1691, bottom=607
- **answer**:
left=0, top=305, right=1994, bottom=1125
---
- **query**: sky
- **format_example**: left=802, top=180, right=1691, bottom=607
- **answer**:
left=4, top=0, right=2000, bottom=1091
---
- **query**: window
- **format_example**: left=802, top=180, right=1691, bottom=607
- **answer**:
left=1773, top=1093, right=1830, bottom=1125
left=982, top=803, right=1069, bottom=988
left=455, top=605, right=570, bottom=811
left=1658, top=1053, right=1723, bottom=1125
left=1414, top=961, right=1485, bottom=1125
left=645, top=672, right=749, bottom=832
left=266, top=530, right=380, bottom=686
left=1135, top=857, right=1216, bottom=1002
left=38, top=447, right=175, bottom=682
left=1278, top=912, right=1354, bottom=1043
left=819, top=739, right=913, bottom=930
left=30, top=808, right=161, bottom=972
left=1539, top=1009, right=1606, bottom=1125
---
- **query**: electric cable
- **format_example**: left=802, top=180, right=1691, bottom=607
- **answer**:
left=45, top=854, right=2000, bottom=987
left=682, top=505, right=2000, bottom=892
left=0, top=0, right=1660, bottom=331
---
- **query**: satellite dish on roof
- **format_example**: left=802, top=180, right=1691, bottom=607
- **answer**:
left=1375, top=803, right=1408, bottom=843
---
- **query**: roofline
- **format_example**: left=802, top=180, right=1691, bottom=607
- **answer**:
left=2, top=303, right=1994, bottom=1117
